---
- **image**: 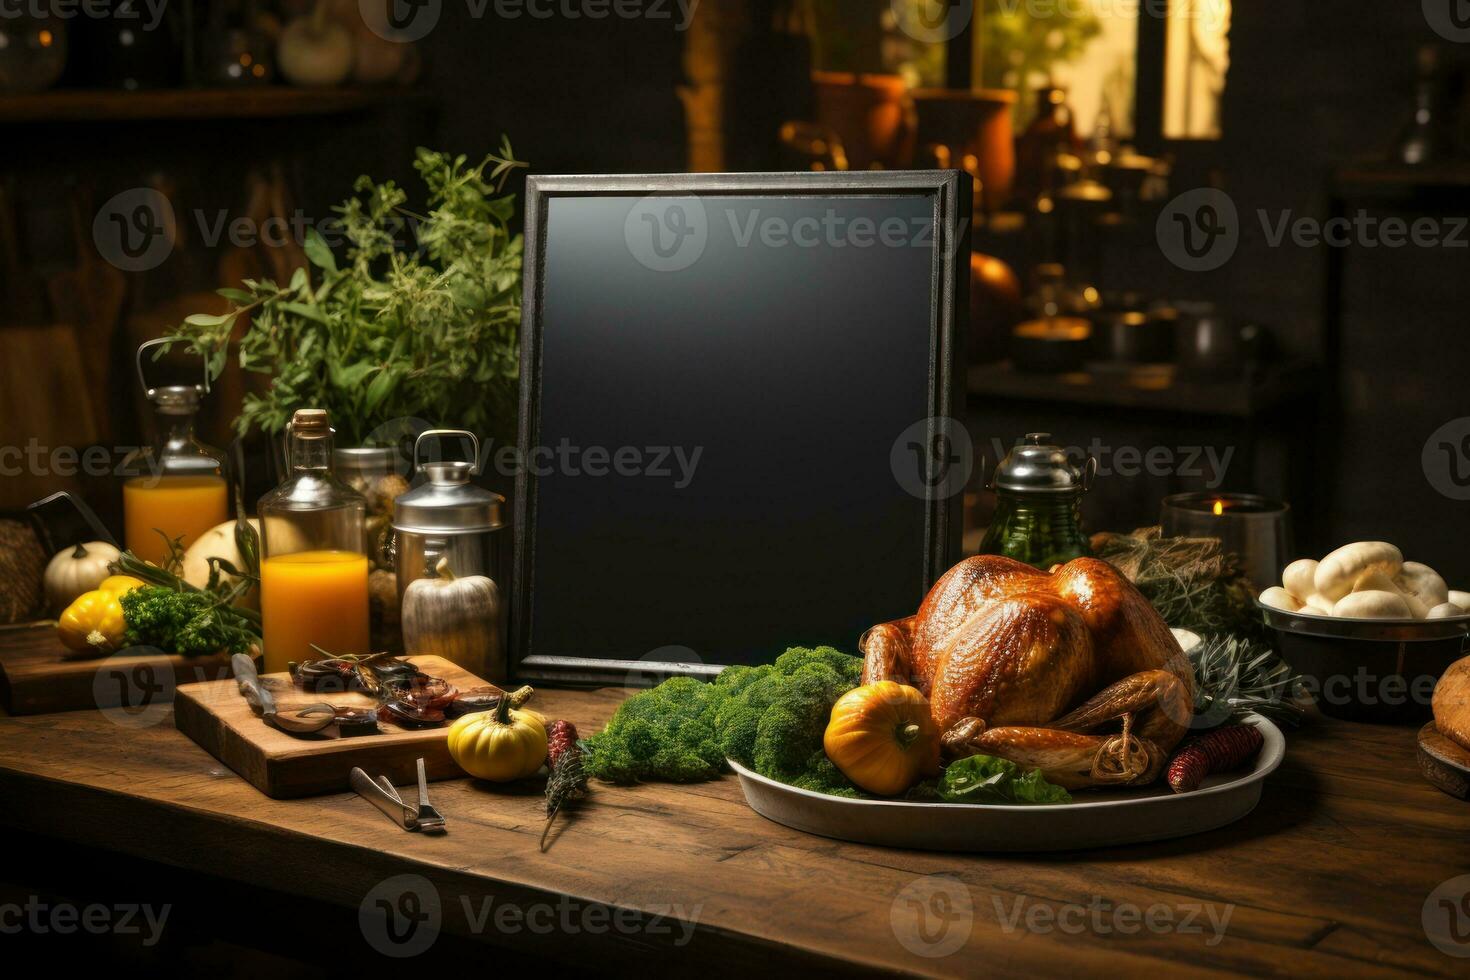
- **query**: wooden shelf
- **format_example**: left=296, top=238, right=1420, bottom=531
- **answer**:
left=968, top=360, right=1319, bottom=419
left=0, top=87, right=427, bottom=123
left=1331, top=160, right=1470, bottom=196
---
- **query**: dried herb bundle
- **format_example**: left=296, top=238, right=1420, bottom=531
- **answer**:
left=1092, top=526, right=1262, bottom=638
left=1188, top=633, right=1304, bottom=728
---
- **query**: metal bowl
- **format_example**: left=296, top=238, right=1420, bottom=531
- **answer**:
left=1258, top=602, right=1470, bottom=725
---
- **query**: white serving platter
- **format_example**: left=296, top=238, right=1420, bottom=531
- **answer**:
left=728, top=713, right=1285, bottom=853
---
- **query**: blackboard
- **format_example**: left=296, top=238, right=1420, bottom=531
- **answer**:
left=514, top=172, right=967, bottom=682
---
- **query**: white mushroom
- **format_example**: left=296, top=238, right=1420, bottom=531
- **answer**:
left=1259, top=587, right=1302, bottom=612
left=1333, top=590, right=1412, bottom=620
left=1281, top=559, right=1319, bottom=602
left=1391, top=562, right=1449, bottom=619
left=1315, top=542, right=1404, bottom=603
left=1427, top=603, right=1466, bottom=620
left=1450, top=590, right=1470, bottom=611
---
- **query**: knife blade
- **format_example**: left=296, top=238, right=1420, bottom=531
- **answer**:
left=232, top=653, right=338, bottom=736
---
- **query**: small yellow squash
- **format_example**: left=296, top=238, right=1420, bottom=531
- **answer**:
left=823, top=681, right=941, bottom=796
left=56, top=589, right=127, bottom=657
left=98, top=574, right=147, bottom=597
left=447, top=694, right=548, bottom=782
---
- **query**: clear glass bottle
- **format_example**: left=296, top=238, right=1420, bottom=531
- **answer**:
left=120, top=340, right=229, bottom=566
left=257, top=409, right=369, bottom=673
left=978, top=433, right=1095, bottom=569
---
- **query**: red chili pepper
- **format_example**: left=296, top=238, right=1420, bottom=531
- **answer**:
left=1167, top=724, right=1264, bottom=794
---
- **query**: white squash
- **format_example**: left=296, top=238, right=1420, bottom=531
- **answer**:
left=1281, top=559, right=1318, bottom=602
left=44, top=541, right=120, bottom=616
left=181, top=520, right=261, bottom=611
left=1315, top=542, right=1403, bottom=603
left=1333, top=590, right=1412, bottom=620
left=401, top=557, right=500, bottom=678
left=1259, top=587, right=1302, bottom=612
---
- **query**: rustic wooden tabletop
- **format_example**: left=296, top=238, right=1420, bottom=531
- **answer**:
left=0, top=685, right=1466, bottom=977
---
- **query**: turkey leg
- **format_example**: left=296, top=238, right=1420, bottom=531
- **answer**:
left=942, top=669, right=1191, bottom=789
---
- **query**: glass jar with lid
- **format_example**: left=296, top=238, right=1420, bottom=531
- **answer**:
left=978, top=432, right=1096, bottom=569
left=119, top=339, right=230, bottom=566
left=257, top=409, right=369, bottom=672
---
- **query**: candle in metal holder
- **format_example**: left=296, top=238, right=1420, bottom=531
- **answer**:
left=1160, top=492, right=1291, bottom=593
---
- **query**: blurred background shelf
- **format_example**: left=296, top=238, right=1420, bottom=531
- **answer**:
left=0, top=87, right=428, bottom=124
left=968, top=361, right=1320, bottom=419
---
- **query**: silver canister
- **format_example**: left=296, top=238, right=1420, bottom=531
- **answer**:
left=392, top=427, right=506, bottom=612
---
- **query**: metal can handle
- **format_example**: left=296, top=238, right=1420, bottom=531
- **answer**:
left=136, top=337, right=208, bottom=399
left=413, top=429, right=481, bottom=476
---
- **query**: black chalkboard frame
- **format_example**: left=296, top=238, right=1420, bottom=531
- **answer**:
left=512, top=171, right=969, bottom=684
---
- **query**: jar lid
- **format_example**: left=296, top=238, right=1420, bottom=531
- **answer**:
left=990, top=433, right=1095, bottom=494
left=393, top=461, right=504, bottom=534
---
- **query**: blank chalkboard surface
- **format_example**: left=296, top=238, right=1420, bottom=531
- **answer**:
left=514, top=173, right=967, bottom=681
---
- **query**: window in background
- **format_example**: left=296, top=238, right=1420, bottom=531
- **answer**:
left=974, top=0, right=1137, bottom=136
left=1163, top=0, right=1231, bottom=139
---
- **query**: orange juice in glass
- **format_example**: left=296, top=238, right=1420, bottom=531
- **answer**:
left=257, top=409, right=369, bottom=674
left=123, top=475, right=229, bottom=566
left=260, top=550, right=370, bottom=672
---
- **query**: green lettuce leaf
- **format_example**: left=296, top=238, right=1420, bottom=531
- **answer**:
left=938, top=755, right=1072, bottom=805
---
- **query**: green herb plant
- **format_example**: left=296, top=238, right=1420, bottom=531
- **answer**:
left=161, top=140, right=528, bottom=446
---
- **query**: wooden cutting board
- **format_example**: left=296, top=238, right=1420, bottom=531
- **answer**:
left=1417, top=721, right=1470, bottom=800
left=0, top=624, right=233, bottom=716
left=174, top=656, right=490, bottom=800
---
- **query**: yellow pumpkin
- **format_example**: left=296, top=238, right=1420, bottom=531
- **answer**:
left=447, top=695, right=548, bottom=782
left=98, top=574, right=147, bottom=597
left=823, top=681, right=941, bottom=796
left=56, top=589, right=127, bottom=656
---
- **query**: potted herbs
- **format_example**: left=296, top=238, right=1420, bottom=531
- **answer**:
left=162, top=140, right=528, bottom=449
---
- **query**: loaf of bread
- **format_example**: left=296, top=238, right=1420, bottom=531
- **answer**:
left=1433, top=657, right=1470, bottom=751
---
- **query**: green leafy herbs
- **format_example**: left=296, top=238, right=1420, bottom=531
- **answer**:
left=937, top=754, right=1072, bottom=805
left=119, top=586, right=259, bottom=657
left=161, top=141, right=528, bottom=446
left=581, top=646, right=863, bottom=793
left=1189, top=633, right=1304, bottom=727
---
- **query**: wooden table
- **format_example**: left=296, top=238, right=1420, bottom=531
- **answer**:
left=1, top=688, right=1465, bottom=976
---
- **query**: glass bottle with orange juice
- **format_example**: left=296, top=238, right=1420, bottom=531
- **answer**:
left=257, top=409, right=370, bottom=673
left=120, top=340, right=229, bottom=566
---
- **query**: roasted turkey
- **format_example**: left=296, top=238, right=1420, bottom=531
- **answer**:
left=861, top=555, right=1195, bottom=789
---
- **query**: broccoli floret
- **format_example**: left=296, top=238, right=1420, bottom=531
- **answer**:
left=788, top=749, right=862, bottom=798
left=750, top=666, right=851, bottom=779
left=582, top=647, right=864, bottom=792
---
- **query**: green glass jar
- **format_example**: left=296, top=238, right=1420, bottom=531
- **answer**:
left=978, top=433, right=1096, bottom=569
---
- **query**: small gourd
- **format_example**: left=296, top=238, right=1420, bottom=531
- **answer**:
left=447, top=694, right=548, bottom=782
left=44, top=541, right=122, bottom=616
left=401, top=557, right=499, bottom=677
left=57, top=588, right=127, bottom=657
left=823, top=681, right=941, bottom=796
